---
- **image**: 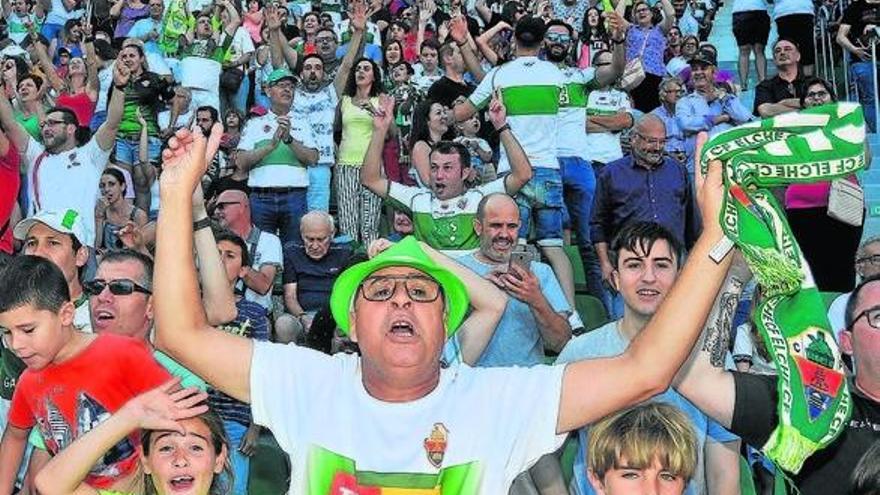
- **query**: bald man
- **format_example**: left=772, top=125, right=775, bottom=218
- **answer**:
left=213, top=188, right=282, bottom=316
left=590, top=115, right=701, bottom=316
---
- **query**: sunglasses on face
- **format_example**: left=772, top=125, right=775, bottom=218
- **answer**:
left=84, top=278, right=152, bottom=296
left=545, top=32, right=571, bottom=44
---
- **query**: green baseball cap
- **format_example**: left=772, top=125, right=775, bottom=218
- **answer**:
left=265, top=68, right=296, bottom=86
left=330, top=236, right=469, bottom=337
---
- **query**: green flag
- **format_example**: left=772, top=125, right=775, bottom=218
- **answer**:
left=700, top=102, right=859, bottom=473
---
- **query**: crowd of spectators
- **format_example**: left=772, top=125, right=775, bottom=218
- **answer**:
left=0, top=0, right=878, bottom=493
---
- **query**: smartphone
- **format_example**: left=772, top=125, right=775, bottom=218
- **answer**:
left=508, top=249, right=534, bottom=273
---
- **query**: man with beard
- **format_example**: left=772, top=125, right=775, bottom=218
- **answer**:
left=591, top=114, right=700, bottom=316
left=278, top=210, right=353, bottom=343
left=544, top=18, right=624, bottom=314
left=676, top=49, right=753, bottom=172
left=0, top=61, right=127, bottom=246
left=361, top=94, right=533, bottom=253
left=754, top=38, right=804, bottom=117
left=269, top=2, right=368, bottom=212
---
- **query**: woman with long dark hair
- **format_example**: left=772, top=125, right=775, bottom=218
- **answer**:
left=409, top=100, right=455, bottom=186
left=576, top=7, right=609, bottom=68
left=335, top=57, right=385, bottom=246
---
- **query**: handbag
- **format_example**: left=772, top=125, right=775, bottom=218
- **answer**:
left=619, top=29, right=651, bottom=92
left=220, top=66, right=245, bottom=92
left=827, top=178, right=864, bottom=227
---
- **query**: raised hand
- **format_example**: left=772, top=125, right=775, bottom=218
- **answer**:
left=160, top=126, right=223, bottom=196
left=419, top=0, right=436, bottom=24
left=120, top=378, right=209, bottom=433
left=113, top=60, right=131, bottom=87
left=604, top=11, right=625, bottom=40
left=265, top=4, right=282, bottom=31
left=349, top=0, right=368, bottom=32
left=449, top=14, right=468, bottom=43
left=488, top=91, right=507, bottom=130
left=694, top=132, right=724, bottom=237
left=372, top=94, right=395, bottom=130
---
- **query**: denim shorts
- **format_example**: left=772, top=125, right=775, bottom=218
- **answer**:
left=515, top=167, right=564, bottom=246
left=115, top=135, right=162, bottom=166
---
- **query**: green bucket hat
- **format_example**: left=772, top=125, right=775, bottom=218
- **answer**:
left=330, top=236, right=469, bottom=337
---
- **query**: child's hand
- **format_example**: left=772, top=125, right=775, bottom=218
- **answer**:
left=122, top=378, right=209, bottom=432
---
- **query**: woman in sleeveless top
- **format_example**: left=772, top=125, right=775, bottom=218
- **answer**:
left=334, top=57, right=385, bottom=247
left=96, top=168, right=148, bottom=252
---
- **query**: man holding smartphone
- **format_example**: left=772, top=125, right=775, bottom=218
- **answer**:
left=451, top=192, right=572, bottom=367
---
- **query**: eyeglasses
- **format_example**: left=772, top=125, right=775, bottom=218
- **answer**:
left=84, top=278, right=152, bottom=296
left=849, top=305, right=880, bottom=330
left=856, top=254, right=880, bottom=265
left=684, top=41, right=698, bottom=47
left=39, top=119, right=69, bottom=128
left=316, top=36, right=335, bottom=44
left=664, top=88, right=686, bottom=95
left=636, top=133, right=667, bottom=147
left=359, top=275, right=441, bottom=303
left=806, top=90, right=829, bottom=100
left=545, top=32, right=571, bottom=44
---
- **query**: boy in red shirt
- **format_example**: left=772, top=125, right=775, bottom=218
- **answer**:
left=0, top=256, right=170, bottom=494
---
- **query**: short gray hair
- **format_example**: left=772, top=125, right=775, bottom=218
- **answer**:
left=300, top=210, right=335, bottom=234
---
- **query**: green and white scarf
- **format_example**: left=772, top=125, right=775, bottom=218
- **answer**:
left=700, top=103, right=859, bottom=473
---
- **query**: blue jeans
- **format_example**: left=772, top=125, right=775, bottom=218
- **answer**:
left=516, top=167, right=564, bottom=246
left=249, top=188, right=307, bottom=245
left=114, top=136, right=162, bottom=166
left=223, top=420, right=250, bottom=495
left=559, top=156, right=611, bottom=313
left=851, top=61, right=877, bottom=132
left=307, top=164, right=332, bottom=212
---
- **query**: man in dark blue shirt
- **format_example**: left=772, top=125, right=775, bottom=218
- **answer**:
left=591, top=114, right=700, bottom=309
left=279, top=210, right=353, bottom=343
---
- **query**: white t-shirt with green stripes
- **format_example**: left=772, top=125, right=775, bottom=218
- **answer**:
left=387, top=179, right=506, bottom=253
left=469, top=57, right=564, bottom=173
left=558, top=66, right=599, bottom=159
left=238, top=110, right=318, bottom=188
left=584, top=88, right=632, bottom=164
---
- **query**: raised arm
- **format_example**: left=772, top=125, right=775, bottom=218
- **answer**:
left=671, top=256, right=751, bottom=427
left=265, top=5, right=296, bottom=70
left=193, top=188, right=238, bottom=325
left=155, top=125, right=254, bottom=403
left=449, top=13, right=485, bottom=82
left=658, top=0, right=675, bottom=33
left=490, top=93, right=533, bottom=194
left=34, top=381, right=208, bottom=495
left=596, top=12, right=626, bottom=87
left=94, top=61, right=129, bottom=151
left=220, top=0, right=240, bottom=37
left=82, top=23, right=100, bottom=98
left=0, top=79, right=30, bottom=152
left=334, top=1, right=368, bottom=98
left=32, top=37, right=66, bottom=92
left=360, top=95, right=393, bottom=198
left=556, top=133, right=731, bottom=432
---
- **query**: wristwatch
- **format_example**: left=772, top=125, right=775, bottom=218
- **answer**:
left=193, top=217, right=212, bottom=231
left=282, top=134, right=293, bottom=145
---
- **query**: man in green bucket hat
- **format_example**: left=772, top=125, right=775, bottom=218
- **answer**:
left=152, top=125, right=734, bottom=494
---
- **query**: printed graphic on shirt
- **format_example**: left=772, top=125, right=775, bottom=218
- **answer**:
left=307, top=444, right=482, bottom=494
left=36, top=392, right=137, bottom=485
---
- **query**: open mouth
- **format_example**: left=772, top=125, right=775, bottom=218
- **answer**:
left=95, top=310, right=116, bottom=323
left=169, top=476, right=195, bottom=491
left=388, top=318, right=416, bottom=340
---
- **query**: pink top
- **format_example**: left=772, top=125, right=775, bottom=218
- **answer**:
left=243, top=10, right=264, bottom=43
left=785, top=175, right=859, bottom=209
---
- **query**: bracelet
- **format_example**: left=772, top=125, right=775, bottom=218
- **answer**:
left=611, top=37, right=625, bottom=44
left=495, top=123, right=511, bottom=134
left=84, top=36, right=95, bottom=43
left=193, top=217, right=212, bottom=231
left=456, top=40, right=468, bottom=47
left=114, top=83, right=127, bottom=90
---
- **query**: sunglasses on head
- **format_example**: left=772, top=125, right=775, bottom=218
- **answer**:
left=84, top=278, right=152, bottom=296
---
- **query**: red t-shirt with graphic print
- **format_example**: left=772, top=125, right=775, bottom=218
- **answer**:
left=9, top=333, right=170, bottom=489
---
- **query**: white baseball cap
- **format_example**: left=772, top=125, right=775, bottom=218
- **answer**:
left=14, top=209, right=88, bottom=246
